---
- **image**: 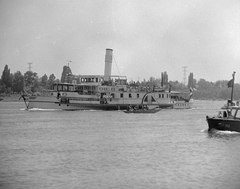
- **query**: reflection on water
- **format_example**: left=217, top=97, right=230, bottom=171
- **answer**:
left=1, top=101, right=240, bottom=189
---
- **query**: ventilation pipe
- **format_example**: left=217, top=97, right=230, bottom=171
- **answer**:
left=104, top=48, right=113, bottom=81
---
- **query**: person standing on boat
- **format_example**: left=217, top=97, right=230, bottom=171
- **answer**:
left=57, top=92, right=61, bottom=99
left=134, top=105, right=139, bottom=110
left=227, top=99, right=235, bottom=107
left=128, top=104, right=132, bottom=111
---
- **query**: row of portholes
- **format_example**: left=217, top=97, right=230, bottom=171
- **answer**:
left=175, top=103, right=188, bottom=106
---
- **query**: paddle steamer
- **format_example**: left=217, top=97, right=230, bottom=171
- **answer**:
left=24, top=49, right=173, bottom=110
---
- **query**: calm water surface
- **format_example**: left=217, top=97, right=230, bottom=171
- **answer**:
left=1, top=100, right=240, bottom=189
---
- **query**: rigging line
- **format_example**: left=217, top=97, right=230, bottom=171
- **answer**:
left=113, top=56, right=121, bottom=76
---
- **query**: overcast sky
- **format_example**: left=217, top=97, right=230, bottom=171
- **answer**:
left=1, top=0, right=240, bottom=83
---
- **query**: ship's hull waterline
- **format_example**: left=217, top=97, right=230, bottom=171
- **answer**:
left=28, top=94, right=172, bottom=110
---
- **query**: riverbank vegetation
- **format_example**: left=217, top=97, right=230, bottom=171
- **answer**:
left=0, top=64, right=239, bottom=100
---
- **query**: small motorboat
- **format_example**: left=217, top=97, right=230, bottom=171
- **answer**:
left=124, top=92, right=162, bottom=114
left=206, top=104, right=240, bottom=132
left=123, top=103, right=161, bottom=113
left=206, top=72, right=240, bottom=132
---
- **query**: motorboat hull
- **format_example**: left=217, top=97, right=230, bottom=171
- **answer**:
left=206, top=117, right=240, bottom=132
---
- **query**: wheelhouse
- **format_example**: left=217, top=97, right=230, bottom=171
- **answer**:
left=217, top=107, right=240, bottom=119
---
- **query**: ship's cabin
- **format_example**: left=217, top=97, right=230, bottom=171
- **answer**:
left=217, top=110, right=229, bottom=118
left=50, top=75, right=128, bottom=94
left=217, top=107, right=240, bottom=119
left=78, top=75, right=127, bottom=86
left=78, top=75, right=104, bottom=84
left=51, top=83, right=97, bottom=95
left=171, top=91, right=190, bottom=102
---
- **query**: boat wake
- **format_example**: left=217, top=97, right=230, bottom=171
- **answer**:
left=211, top=129, right=240, bottom=135
left=207, top=128, right=240, bottom=137
left=27, top=108, right=61, bottom=112
left=190, top=106, right=198, bottom=110
left=202, top=129, right=240, bottom=138
left=201, top=129, right=208, bottom=133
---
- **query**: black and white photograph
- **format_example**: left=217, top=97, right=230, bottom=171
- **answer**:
left=1, top=0, right=240, bottom=188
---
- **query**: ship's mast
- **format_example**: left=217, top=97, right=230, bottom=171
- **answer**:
left=231, top=71, right=236, bottom=102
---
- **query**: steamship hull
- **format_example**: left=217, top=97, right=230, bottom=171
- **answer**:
left=27, top=94, right=172, bottom=110
left=28, top=101, right=171, bottom=110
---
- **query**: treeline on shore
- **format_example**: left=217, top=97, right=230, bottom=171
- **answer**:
left=0, top=64, right=239, bottom=101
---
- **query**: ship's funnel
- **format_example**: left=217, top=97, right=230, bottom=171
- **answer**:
left=104, top=48, right=113, bottom=81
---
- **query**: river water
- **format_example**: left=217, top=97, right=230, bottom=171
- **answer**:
left=0, top=100, right=240, bottom=189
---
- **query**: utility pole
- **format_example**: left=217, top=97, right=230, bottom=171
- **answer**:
left=182, top=66, right=188, bottom=86
left=27, top=62, right=33, bottom=71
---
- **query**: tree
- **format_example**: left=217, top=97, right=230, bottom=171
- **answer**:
left=161, top=72, right=168, bottom=86
left=187, top=73, right=196, bottom=89
left=197, top=79, right=212, bottom=91
left=41, top=74, right=48, bottom=87
left=61, top=66, right=72, bottom=83
left=1, top=65, right=12, bottom=92
left=12, top=71, right=24, bottom=93
left=48, top=74, right=56, bottom=89
left=24, top=71, right=39, bottom=92
left=24, top=71, right=35, bottom=87
left=169, top=80, right=186, bottom=91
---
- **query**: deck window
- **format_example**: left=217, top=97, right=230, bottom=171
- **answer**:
left=58, top=85, right=63, bottom=91
left=137, top=94, right=139, bottom=98
left=129, top=94, right=132, bottom=98
left=53, top=85, right=57, bottom=91
left=234, top=109, right=240, bottom=118
left=120, top=93, right=123, bottom=98
left=63, top=85, right=67, bottom=91
left=69, top=85, right=74, bottom=91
